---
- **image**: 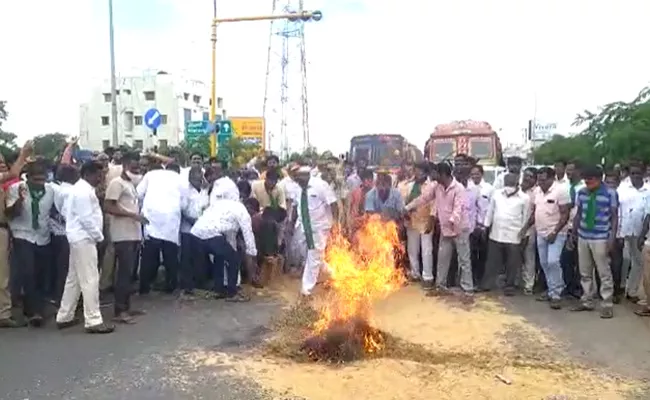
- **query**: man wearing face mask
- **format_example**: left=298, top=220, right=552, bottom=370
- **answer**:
left=104, top=152, right=149, bottom=323
left=570, top=165, right=618, bottom=319
left=5, top=160, right=56, bottom=326
left=479, top=173, right=531, bottom=296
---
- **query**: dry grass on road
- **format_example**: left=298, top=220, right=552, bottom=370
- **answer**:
left=174, top=280, right=649, bottom=400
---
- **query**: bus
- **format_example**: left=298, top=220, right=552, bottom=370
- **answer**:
left=349, top=134, right=423, bottom=172
left=424, top=120, right=503, bottom=166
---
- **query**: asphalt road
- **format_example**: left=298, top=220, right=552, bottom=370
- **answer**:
left=0, top=293, right=279, bottom=400
left=2, top=290, right=650, bottom=400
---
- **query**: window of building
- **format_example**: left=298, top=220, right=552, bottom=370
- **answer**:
left=217, top=97, right=223, bottom=108
left=143, top=91, right=155, bottom=101
left=102, top=140, right=110, bottom=149
left=158, top=139, right=168, bottom=151
left=123, top=89, right=132, bottom=95
left=161, top=114, right=168, bottom=125
left=103, top=93, right=111, bottom=102
left=183, top=108, right=192, bottom=125
left=134, top=115, right=143, bottom=125
left=101, top=116, right=110, bottom=126
left=124, top=111, right=134, bottom=132
left=183, top=92, right=189, bottom=101
left=202, top=112, right=210, bottom=121
left=134, top=140, right=143, bottom=150
left=193, top=95, right=201, bottom=103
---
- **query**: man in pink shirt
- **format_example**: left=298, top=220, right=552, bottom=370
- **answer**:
left=406, top=162, right=474, bottom=294
left=532, top=167, right=571, bottom=309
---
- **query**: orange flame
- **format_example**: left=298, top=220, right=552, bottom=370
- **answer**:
left=313, top=214, right=406, bottom=351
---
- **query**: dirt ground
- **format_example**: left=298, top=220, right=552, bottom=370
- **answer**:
left=179, top=280, right=650, bottom=400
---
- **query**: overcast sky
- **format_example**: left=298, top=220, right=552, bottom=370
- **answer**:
left=1, top=0, right=649, bottom=152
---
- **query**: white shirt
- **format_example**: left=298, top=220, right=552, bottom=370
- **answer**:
left=493, top=172, right=523, bottom=190
left=190, top=199, right=257, bottom=256
left=617, top=183, right=649, bottom=238
left=137, top=169, right=186, bottom=245
left=279, top=176, right=301, bottom=203
left=48, top=181, right=74, bottom=236
left=469, top=179, right=494, bottom=225
left=483, top=188, right=531, bottom=244
left=65, top=179, right=104, bottom=244
left=296, top=177, right=338, bottom=232
left=6, top=181, right=56, bottom=245
left=181, top=184, right=209, bottom=234
left=209, top=176, right=240, bottom=204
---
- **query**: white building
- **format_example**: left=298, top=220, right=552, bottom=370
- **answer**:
left=79, top=70, right=224, bottom=151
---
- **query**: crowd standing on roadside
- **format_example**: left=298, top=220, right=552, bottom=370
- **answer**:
left=1, top=137, right=649, bottom=335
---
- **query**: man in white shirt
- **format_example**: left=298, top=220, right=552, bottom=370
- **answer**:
left=180, top=166, right=209, bottom=299
left=617, top=161, right=648, bottom=303
left=5, top=160, right=56, bottom=327
left=190, top=199, right=257, bottom=302
left=208, top=160, right=239, bottom=203
left=469, top=164, right=494, bottom=286
left=49, top=165, right=79, bottom=306
left=479, top=173, right=531, bottom=296
left=137, top=163, right=186, bottom=294
left=56, top=161, right=114, bottom=334
left=295, top=166, right=339, bottom=296
left=520, top=167, right=538, bottom=295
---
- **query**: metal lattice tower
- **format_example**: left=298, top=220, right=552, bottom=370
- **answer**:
left=262, top=0, right=310, bottom=158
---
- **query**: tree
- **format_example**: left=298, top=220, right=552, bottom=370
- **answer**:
left=533, top=86, right=650, bottom=166
left=32, top=133, right=68, bottom=160
left=0, top=101, right=18, bottom=159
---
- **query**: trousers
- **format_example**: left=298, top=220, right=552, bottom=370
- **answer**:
left=57, top=239, right=104, bottom=328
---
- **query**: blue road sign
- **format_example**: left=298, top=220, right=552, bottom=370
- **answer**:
left=144, top=108, right=162, bottom=130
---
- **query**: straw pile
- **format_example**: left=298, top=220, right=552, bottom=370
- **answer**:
left=172, top=284, right=648, bottom=400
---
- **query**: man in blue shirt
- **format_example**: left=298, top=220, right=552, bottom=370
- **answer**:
left=571, top=165, right=618, bottom=318
left=364, top=172, right=404, bottom=222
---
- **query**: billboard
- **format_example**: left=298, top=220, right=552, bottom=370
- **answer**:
left=230, top=117, right=265, bottom=148
left=531, top=121, right=558, bottom=142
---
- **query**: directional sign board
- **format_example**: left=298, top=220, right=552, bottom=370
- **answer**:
left=217, top=120, right=232, bottom=137
left=185, top=121, right=209, bottom=141
left=144, top=108, right=162, bottom=130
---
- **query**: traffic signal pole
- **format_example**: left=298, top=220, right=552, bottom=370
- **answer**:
left=209, top=10, right=322, bottom=157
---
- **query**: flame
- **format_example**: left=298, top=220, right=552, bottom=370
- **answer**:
left=313, top=214, right=406, bottom=353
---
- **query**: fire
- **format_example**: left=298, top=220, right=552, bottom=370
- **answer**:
left=309, top=214, right=406, bottom=356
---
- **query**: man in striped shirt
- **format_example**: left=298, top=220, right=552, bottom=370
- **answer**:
left=571, top=165, right=618, bottom=319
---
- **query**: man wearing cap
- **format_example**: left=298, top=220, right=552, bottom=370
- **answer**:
left=294, top=165, right=338, bottom=296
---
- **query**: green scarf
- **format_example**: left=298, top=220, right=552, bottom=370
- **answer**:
left=27, top=183, right=46, bottom=230
left=407, top=181, right=422, bottom=204
left=268, top=188, right=279, bottom=209
left=584, top=190, right=597, bottom=230
left=300, top=187, right=315, bottom=250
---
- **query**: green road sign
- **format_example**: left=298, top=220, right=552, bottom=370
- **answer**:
left=185, top=121, right=208, bottom=140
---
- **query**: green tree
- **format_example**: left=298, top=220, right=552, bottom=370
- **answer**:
left=0, top=101, right=18, bottom=159
left=32, top=132, right=68, bottom=160
left=533, top=86, right=650, bottom=166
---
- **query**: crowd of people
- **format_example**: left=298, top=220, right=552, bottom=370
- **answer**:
left=0, top=138, right=648, bottom=335
left=356, top=155, right=650, bottom=320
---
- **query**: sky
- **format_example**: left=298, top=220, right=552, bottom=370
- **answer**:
left=1, top=0, right=649, bottom=153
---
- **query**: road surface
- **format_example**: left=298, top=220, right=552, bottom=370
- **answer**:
left=1, top=290, right=649, bottom=399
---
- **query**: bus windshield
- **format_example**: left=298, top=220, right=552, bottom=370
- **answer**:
left=351, top=136, right=403, bottom=168
left=431, top=141, right=454, bottom=162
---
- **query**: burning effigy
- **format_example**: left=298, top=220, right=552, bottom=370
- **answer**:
left=300, top=214, right=406, bottom=362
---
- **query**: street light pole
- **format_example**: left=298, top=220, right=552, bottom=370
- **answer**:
left=108, top=0, right=119, bottom=147
left=209, top=0, right=218, bottom=157
left=208, top=10, right=322, bottom=157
